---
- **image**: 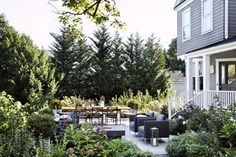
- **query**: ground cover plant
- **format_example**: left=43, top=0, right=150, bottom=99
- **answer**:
left=166, top=103, right=236, bottom=157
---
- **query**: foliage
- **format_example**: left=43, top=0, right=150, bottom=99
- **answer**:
left=63, top=123, right=111, bottom=156
left=0, top=92, right=35, bottom=157
left=54, top=0, right=125, bottom=37
left=27, top=113, right=57, bottom=138
left=0, top=126, right=35, bottom=157
left=0, top=14, right=58, bottom=113
left=166, top=38, right=185, bottom=75
left=109, top=139, right=154, bottom=157
left=50, top=25, right=171, bottom=101
left=221, top=124, right=236, bottom=147
left=168, top=103, right=236, bottom=157
left=39, top=107, right=54, bottom=116
left=169, top=118, right=186, bottom=135
left=160, top=104, right=168, bottom=117
left=166, top=133, right=214, bottom=157
left=127, top=99, right=139, bottom=109
left=110, top=89, right=165, bottom=112
left=187, top=111, right=209, bottom=132
left=49, top=98, right=65, bottom=109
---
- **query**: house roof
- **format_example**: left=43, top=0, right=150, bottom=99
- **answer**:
left=174, top=0, right=186, bottom=9
left=186, top=36, right=236, bottom=54
left=170, top=70, right=186, bottom=82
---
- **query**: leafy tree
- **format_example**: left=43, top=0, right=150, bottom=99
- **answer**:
left=166, top=38, right=185, bottom=75
left=0, top=14, right=58, bottom=112
left=50, top=0, right=125, bottom=37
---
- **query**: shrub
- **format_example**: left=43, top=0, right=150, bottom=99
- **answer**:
left=127, top=99, right=139, bottom=109
left=166, top=132, right=214, bottom=157
left=109, top=139, right=154, bottom=157
left=39, top=108, right=54, bottom=116
left=169, top=118, right=186, bottom=135
left=49, top=99, right=64, bottom=109
left=27, top=113, right=57, bottom=138
left=221, top=124, right=236, bottom=147
left=187, top=111, right=209, bottom=132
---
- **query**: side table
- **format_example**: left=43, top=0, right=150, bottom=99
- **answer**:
left=150, top=127, right=159, bottom=146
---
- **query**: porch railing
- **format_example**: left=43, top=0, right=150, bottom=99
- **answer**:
left=168, top=90, right=236, bottom=119
left=189, top=90, right=236, bottom=108
left=168, top=91, right=188, bottom=119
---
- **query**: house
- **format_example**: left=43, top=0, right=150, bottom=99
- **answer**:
left=169, top=0, right=236, bottom=117
left=170, top=70, right=186, bottom=96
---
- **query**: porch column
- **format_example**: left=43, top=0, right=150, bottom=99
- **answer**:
left=203, top=55, right=210, bottom=108
left=194, top=61, right=200, bottom=92
left=186, top=57, right=193, bottom=101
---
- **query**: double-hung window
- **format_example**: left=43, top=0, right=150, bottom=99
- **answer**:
left=202, top=0, right=213, bottom=34
left=182, top=8, right=191, bottom=42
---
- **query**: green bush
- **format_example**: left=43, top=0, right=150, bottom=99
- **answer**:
left=127, top=99, right=139, bottom=109
left=39, top=108, right=54, bottom=116
left=49, top=99, right=64, bottom=109
left=221, top=124, right=236, bottom=147
left=166, top=132, right=214, bottom=157
left=187, top=111, right=209, bottom=132
left=169, top=118, right=186, bottom=135
left=27, top=113, right=57, bottom=138
left=109, top=139, right=154, bottom=157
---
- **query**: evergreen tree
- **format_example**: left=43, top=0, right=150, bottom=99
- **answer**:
left=142, top=35, right=171, bottom=97
left=0, top=14, right=58, bottom=112
left=72, top=36, right=93, bottom=98
left=50, top=27, right=77, bottom=97
left=166, top=38, right=185, bottom=75
left=123, top=33, right=144, bottom=93
left=89, top=25, right=113, bottom=99
left=109, top=32, right=126, bottom=97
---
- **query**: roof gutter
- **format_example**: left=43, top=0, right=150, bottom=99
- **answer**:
left=179, top=40, right=236, bottom=59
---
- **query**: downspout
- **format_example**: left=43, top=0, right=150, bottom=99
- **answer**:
left=225, top=0, right=229, bottom=39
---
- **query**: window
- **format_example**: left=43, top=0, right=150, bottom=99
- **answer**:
left=202, top=0, right=213, bottom=34
left=182, top=8, right=191, bottom=41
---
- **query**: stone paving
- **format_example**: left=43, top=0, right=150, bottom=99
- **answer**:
left=107, top=119, right=171, bottom=157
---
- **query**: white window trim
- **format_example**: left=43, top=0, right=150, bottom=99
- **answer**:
left=201, top=0, right=213, bottom=34
left=182, top=7, right=191, bottom=42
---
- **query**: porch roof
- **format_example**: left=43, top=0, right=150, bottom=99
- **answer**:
left=187, top=37, right=236, bottom=54
left=180, top=36, right=236, bottom=59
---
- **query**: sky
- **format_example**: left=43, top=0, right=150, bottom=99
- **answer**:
left=0, top=0, right=177, bottom=49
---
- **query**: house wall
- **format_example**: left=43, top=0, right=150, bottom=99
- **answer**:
left=172, top=82, right=186, bottom=96
left=228, top=0, right=236, bottom=37
left=177, top=0, right=225, bottom=55
left=210, top=50, right=236, bottom=90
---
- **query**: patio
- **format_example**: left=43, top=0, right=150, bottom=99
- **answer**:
left=109, top=120, right=170, bottom=157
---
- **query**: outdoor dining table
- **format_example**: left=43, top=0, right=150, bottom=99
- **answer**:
left=61, top=106, right=127, bottom=124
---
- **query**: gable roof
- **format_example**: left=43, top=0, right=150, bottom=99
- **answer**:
left=174, top=0, right=186, bottom=9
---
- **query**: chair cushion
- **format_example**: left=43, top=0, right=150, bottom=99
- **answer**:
left=146, top=112, right=154, bottom=117
left=130, top=122, right=134, bottom=129
left=156, top=114, right=165, bottom=121
left=138, top=126, right=144, bottom=134
left=137, top=115, right=147, bottom=117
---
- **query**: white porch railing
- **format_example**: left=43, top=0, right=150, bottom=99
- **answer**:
left=189, top=90, right=236, bottom=109
left=168, top=90, right=236, bottom=119
left=168, top=91, right=188, bottom=119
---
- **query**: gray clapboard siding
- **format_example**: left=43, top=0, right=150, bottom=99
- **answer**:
left=177, top=0, right=225, bottom=56
left=228, top=0, right=236, bottom=38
